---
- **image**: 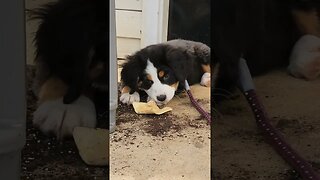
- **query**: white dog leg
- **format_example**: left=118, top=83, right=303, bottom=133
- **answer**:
left=200, top=72, right=211, bottom=87
left=33, top=95, right=96, bottom=139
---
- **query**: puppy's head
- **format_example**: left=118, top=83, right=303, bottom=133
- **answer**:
left=139, top=60, right=179, bottom=105
left=121, top=44, right=191, bottom=105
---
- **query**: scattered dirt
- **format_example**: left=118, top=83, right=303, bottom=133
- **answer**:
left=144, top=115, right=182, bottom=136
left=110, top=84, right=211, bottom=179
left=21, top=66, right=107, bottom=179
left=117, top=100, right=183, bottom=137
left=275, top=117, right=315, bottom=134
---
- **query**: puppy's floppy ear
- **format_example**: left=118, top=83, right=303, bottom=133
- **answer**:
left=121, top=52, right=147, bottom=92
left=165, top=48, right=190, bottom=88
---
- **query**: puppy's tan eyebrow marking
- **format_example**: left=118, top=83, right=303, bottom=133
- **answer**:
left=147, top=74, right=153, bottom=81
left=121, top=86, right=131, bottom=94
left=201, top=64, right=211, bottom=73
left=158, top=71, right=164, bottom=78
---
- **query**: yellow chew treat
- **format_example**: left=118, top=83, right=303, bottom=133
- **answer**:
left=73, top=127, right=108, bottom=166
left=132, top=101, right=172, bottom=115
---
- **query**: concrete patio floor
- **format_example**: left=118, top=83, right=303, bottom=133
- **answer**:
left=110, top=84, right=211, bottom=180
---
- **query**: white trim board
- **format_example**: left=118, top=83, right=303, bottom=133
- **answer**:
left=115, top=0, right=170, bottom=58
left=141, top=0, right=170, bottom=48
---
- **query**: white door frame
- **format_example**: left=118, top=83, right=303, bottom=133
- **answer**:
left=141, top=0, right=170, bottom=47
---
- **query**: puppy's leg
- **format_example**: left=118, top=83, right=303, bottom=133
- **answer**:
left=303, top=56, right=320, bottom=80
left=190, top=41, right=211, bottom=87
left=33, top=77, right=96, bottom=139
left=119, top=86, right=140, bottom=105
left=63, top=73, right=85, bottom=104
left=37, top=77, right=67, bottom=104
left=63, top=59, right=89, bottom=104
left=200, top=64, right=211, bottom=87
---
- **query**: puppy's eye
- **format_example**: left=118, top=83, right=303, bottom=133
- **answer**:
left=147, top=80, right=153, bottom=85
left=163, top=74, right=169, bottom=80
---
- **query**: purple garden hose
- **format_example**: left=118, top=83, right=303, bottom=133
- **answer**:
left=238, top=58, right=319, bottom=180
left=185, top=80, right=211, bottom=124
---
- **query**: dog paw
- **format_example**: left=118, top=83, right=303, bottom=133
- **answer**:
left=120, top=92, right=140, bottom=105
left=200, top=72, right=211, bottom=87
left=33, top=95, right=96, bottom=139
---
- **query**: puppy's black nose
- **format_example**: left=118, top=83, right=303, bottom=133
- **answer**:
left=156, top=95, right=166, bottom=102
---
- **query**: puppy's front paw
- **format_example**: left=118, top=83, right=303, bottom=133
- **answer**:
left=33, top=95, right=96, bottom=139
left=200, top=72, right=211, bottom=87
left=120, top=92, right=140, bottom=105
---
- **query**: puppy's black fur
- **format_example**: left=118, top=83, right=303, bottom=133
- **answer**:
left=121, top=40, right=210, bottom=95
left=30, top=0, right=107, bottom=104
left=212, top=0, right=320, bottom=102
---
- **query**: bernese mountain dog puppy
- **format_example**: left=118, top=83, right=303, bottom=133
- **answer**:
left=30, top=0, right=107, bottom=139
left=120, top=39, right=211, bottom=105
left=212, top=0, right=320, bottom=103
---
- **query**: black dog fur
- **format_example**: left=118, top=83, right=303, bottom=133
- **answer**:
left=29, top=0, right=108, bottom=138
left=120, top=40, right=211, bottom=105
left=30, top=0, right=107, bottom=104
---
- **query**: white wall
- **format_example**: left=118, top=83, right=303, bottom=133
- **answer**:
left=116, top=0, right=170, bottom=59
